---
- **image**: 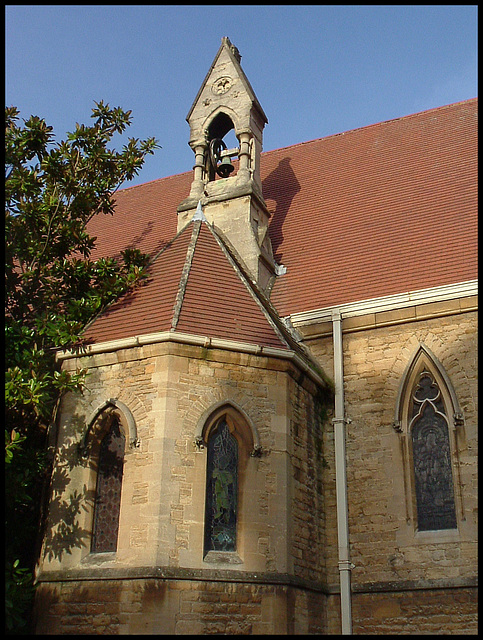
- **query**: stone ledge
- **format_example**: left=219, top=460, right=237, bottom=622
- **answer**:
left=177, top=179, right=267, bottom=214
left=36, top=565, right=332, bottom=595
left=298, top=303, right=477, bottom=340
left=352, top=575, right=478, bottom=593
left=35, top=566, right=477, bottom=597
left=203, top=551, right=243, bottom=565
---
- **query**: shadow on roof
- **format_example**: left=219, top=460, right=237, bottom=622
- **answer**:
left=263, top=157, right=300, bottom=261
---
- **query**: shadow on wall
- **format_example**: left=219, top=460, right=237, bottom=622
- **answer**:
left=263, top=157, right=301, bottom=262
left=40, top=419, right=94, bottom=563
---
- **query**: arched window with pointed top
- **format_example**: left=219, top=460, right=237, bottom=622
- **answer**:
left=394, top=344, right=463, bottom=532
left=204, top=418, right=239, bottom=553
left=91, top=417, right=125, bottom=552
left=79, top=399, right=138, bottom=553
left=409, top=369, right=457, bottom=531
left=197, top=402, right=260, bottom=561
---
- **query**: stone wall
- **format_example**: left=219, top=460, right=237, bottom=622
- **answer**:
left=35, top=578, right=330, bottom=634
left=351, top=587, right=478, bottom=634
left=35, top=303, right=477, bottom=634
left=302, top=305, right=478, bottom=631
left=36, top=339, right=332, bottom=633
left=37, top=578, right=477, bottom=635
left=288, top=375, right=329, bottom=584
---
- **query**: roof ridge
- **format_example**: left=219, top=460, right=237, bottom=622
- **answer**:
left=117, top=169, right=192, bottom=194
left=148, top=219, right=193, bottom=264
left=80, top=221, right=193, bottom=343
left=203, top=223, right=294, bottom=350
left=203, top=222, right=330, bottom=381
left=171, top=221, right=201, bottom=331
left=261, top=97, right=478, bottom=157
left=202, top=220, right=316, bottom=357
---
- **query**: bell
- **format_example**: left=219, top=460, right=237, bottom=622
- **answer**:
left=216, top=155, right=235, bottom=178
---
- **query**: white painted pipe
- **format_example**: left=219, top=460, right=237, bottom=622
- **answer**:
left=332, top=310, right=353, bottom=634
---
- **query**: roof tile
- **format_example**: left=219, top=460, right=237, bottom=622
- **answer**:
left=84, top=219, right=290, bottom=351
left=86, top=98, right=477, bottom=319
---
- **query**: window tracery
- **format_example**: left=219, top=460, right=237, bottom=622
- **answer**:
left=409, top=370, right=457, bottom=531
left=394, top=344, right=463, bottom=532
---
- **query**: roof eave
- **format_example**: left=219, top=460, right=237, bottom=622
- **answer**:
left=56, top=330, right=330, bottom=390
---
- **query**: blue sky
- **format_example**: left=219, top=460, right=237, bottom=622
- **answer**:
left=5, top=5, right=478, bottom=188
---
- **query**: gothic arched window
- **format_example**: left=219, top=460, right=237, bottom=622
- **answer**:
left=204, top=418, right=238, bottom=554
left=394, top=345, right=463, bottom=533
left=409, top=370, right=457, bottom=531
left=91, top=418, right=125, bottom=552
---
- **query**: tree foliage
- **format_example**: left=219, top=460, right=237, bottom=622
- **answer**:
left=5, top=102, right=159, bottom=632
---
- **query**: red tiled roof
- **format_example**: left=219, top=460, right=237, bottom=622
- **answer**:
left=87, top=98, right=477, bottom=321
left=84, top=218, right=291, bottom=351
left=84, top=221, right=192, bottom=343
left=174, top=222, right=288, bottom=349
left=89, top=173, right=188, bottom=261
left=265, top=99, right=478, bottom=315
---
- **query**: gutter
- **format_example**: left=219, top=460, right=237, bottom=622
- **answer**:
left=332, top=310, right=353, bottom=634
left=290, top=279, right=477, bottom=326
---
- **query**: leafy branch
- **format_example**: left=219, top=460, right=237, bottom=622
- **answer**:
left=5, top=101, right=159, bottom=632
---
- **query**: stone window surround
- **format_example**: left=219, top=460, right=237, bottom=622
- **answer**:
left=196, top=402, right=259, bottom=565
left=79, top=399, right=140, bottom=559
left=393, top=343, right=465, bottom=538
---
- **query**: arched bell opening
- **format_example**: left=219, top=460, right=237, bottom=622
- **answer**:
left=207, top=111, right=234, bottom=141
left=205, top=112, right=240, bottom=182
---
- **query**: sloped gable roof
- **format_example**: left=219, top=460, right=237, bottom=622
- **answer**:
left=87, top=98, right=477, bottom=318
left=83, top=216, right=292, bottom=352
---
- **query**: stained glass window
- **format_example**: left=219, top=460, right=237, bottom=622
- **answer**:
left=410, top=371, right=457, bottom=531
left=204, top=419, right=238, bottom=554
left=91, top=419, right=125, bottom=552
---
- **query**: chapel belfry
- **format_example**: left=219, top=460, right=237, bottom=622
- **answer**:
left=177, top=37, right=276, bottom=291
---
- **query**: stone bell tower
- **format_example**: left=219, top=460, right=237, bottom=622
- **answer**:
left=177, top=37, right=276, bottom=291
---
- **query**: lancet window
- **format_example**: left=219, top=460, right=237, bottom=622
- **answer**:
left=91, top=418, right=125, bottom=552
left=204, top=418, right=239, bottom=554
left=394, top=345, right=462, bottom=533
left=409, top=369, right=457, bottom=531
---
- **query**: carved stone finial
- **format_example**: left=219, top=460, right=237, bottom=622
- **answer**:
left=230, top=43, right=241, bottom=63
left=222, top=36, right=241, bottom=62
left=192, top=200, right=207, bottom=222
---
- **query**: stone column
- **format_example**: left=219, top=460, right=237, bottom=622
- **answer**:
left=189, top=143, right=207, bottom=198
left=237, top=131, right=252, bottom=183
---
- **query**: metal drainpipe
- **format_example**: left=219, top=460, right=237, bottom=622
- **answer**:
left=332, top=310, right=353, bottom=634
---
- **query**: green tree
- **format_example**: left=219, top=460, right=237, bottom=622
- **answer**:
left=5, top=102, right=159, bottom=633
